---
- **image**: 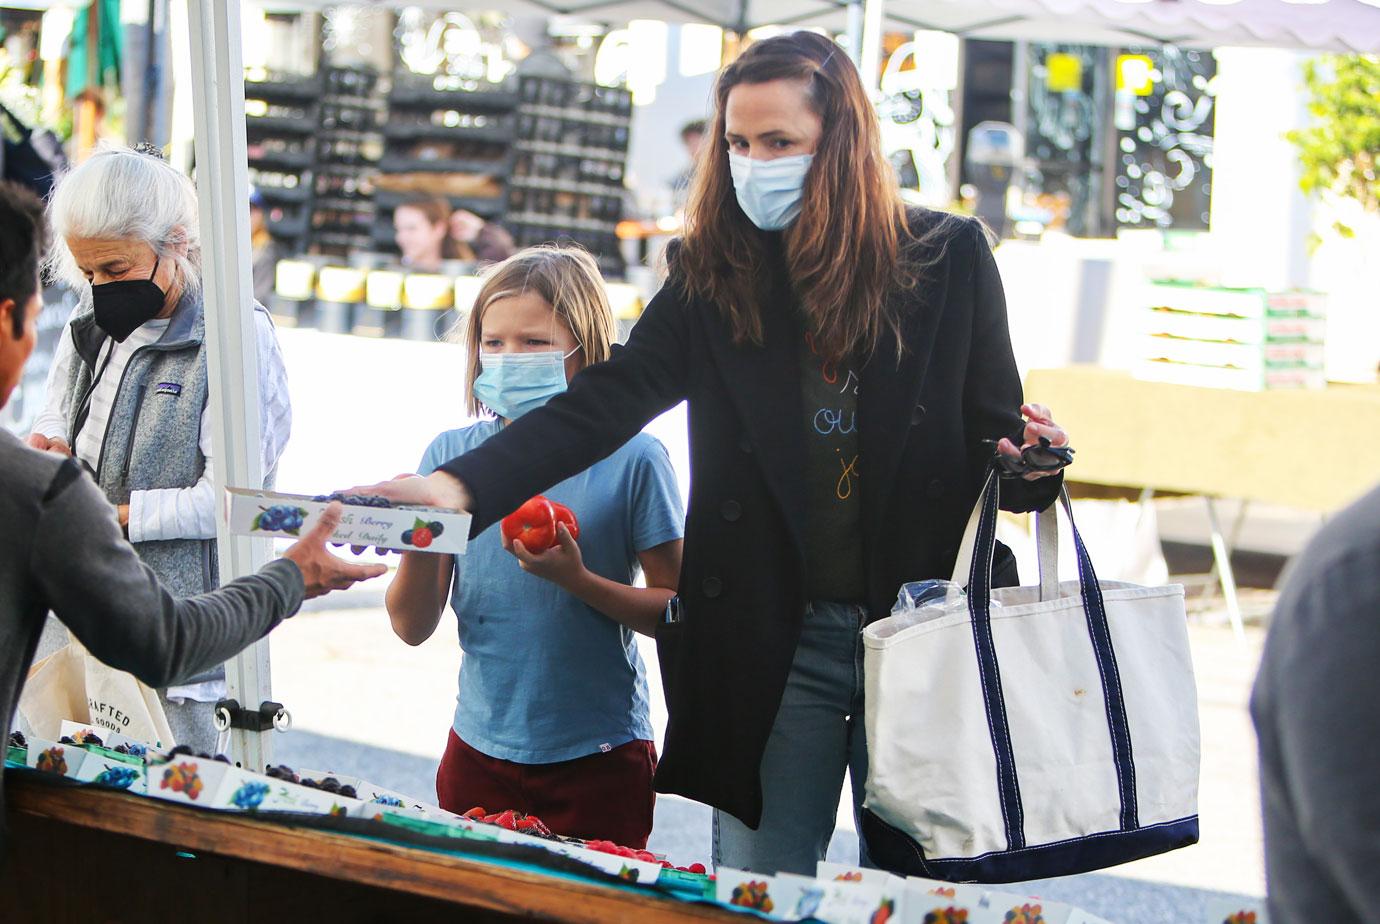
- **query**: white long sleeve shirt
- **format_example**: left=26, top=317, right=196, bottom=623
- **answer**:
left=31, top=308, right=293, bottom=543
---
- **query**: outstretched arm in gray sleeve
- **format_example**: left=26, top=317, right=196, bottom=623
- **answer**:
left=28, top=459, right=304, bottom=689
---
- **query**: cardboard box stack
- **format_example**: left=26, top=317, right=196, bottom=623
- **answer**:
left=1136, top=281, right=1326, bottom=391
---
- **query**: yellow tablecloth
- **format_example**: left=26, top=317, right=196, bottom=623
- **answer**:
left=1024, top=366, right=1380, bottom=513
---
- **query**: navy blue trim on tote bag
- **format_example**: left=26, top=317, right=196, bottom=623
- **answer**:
left=861, top=807, right=1199, bottom=883
left=860, top=468, right=1197, bottom=882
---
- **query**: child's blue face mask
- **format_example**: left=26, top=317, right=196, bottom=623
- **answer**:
left=473, top=346, right=580, bottom=420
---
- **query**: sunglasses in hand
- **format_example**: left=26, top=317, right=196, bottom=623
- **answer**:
left=985, top=436, right=1075, bottom=478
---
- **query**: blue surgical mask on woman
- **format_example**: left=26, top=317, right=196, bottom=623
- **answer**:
left=473, top=346, right=579, bottom=420
left=728, top=152, right=815, bottom=231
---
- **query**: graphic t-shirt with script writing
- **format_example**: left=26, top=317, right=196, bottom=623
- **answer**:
left=800, top=330, right=866, bottom=603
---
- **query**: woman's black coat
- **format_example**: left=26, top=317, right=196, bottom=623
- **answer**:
left=439, top=212, right=1061, bottom=828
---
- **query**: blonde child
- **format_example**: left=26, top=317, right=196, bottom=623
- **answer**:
left=386, top=247, right=682, bottom=848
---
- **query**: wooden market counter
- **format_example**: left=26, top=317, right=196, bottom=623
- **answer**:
left=1, top=772, right=740, bottom=924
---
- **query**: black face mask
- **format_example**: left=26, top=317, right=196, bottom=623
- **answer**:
left=92, top=257, right=165, bottom=342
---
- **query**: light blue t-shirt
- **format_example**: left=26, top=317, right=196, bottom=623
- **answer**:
left=419, top=420, right=684, bottom=764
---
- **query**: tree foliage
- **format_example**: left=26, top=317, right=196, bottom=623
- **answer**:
left=1287, top=55, right=1380, bottom=238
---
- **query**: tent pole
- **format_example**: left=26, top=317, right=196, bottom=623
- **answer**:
left=185, top=0, right=275, bottom=771
left=845, top=0, right=864, bottom=67
left=859, top=0, right=883, bottom=94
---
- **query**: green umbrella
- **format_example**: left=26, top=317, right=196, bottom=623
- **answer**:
left=66, top=0, right=122, bottom=98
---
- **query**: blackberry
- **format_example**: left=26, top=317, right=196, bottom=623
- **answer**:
left=266, top=764, right=300, bottom=784
left=312, top=493, right=392, bottom=508
left=338, top=785, right=357, bottom=799
left=59, top=736, right=76, bottom=745
left=168, top=745, right=194, bottom=758
left=427, top=521, right=444, bottom=537
left=83, top=733, right=104, bottom=747
left=9, top=731, right=26, bottom=748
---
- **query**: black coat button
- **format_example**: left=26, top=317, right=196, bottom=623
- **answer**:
left=738, top=435, right=753, bottom=453
left=927, top=478, right=945, bottom=498
left=911, top=403, right=927, bottom=425
left=721, top=500, right=742, bottom=522
left=702, top=577, right=723, bottom=598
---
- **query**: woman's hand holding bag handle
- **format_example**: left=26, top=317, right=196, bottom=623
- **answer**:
left=860, top=464, right=1202, bottom=883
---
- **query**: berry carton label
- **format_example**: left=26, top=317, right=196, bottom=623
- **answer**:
left=148, top=756, right=236, bottom=805
left=73, top=756, right=147, bottom=794
left=225, top=488, right=470, bottom=555
left=900, top=879, right=1110, bottom=924
left=25, top=737, right=89, bottom=780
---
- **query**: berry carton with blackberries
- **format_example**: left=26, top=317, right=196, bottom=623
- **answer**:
left=225, top=488, right=472, bottom=555
left=294, top=767, right=457, bottom=821
left=58, top=722, right=154, bottom=763
left=148, top=754, right=367, bottom=817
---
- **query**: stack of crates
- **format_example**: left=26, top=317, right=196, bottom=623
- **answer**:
left=1136, top=281, right=1326, bottom=391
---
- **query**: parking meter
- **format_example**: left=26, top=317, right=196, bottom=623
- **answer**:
left=965, top=121, right=1024, bottom=238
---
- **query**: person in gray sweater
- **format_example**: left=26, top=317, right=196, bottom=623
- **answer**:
left=1251, top=482, right=1380, bottom=922
left=0, top=181, right=386, bottom=854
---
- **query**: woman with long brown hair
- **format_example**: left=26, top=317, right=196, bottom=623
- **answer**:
left=393, top=196, right=464, bottom=270
left=353, top=31, right=1071, bottom=874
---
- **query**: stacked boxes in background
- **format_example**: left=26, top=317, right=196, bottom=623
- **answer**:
left=1136, top=281, right=1327, bottom=391
left=244, top=69, right=320, bottom=256
left=508, top=75, right=632, bottom=280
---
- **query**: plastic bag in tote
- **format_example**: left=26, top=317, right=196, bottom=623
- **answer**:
left=860, top=468, right=1200, bottom=882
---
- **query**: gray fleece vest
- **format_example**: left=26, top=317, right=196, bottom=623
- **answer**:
left=64, top=290, right=217, bottom=598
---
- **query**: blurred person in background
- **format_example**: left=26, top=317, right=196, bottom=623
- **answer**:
left=394, top=196, right=461, bottom=272
left=450, top=208, right=516, bottom=266
left=1252, top=482, right=1380, bottom=923
left=25, top=145, right=292, bottom=754
left=670, top=119, right=707, bottom=212
left=249, top=186, right=279, bottom=306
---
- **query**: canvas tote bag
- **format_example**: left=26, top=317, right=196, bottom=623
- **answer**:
left=19, top=640, right=175, bottom=749
left=860, top=468, right=1201, bottom=882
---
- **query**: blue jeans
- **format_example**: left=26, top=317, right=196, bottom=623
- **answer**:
left=713, top=601, right=869, bottom=875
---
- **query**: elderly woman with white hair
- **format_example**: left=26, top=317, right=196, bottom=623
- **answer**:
left=27, top=145, right=292, bottom=754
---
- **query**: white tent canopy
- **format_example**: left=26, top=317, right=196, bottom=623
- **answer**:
left=268, top=0, right=1380, bottom=52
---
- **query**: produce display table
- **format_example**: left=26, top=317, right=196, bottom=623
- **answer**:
left=1, top=771, right=739, bottom=924
left=1023, top=366, right=1380, bottom=633
left=1024, top=366, right=1380, bottom=511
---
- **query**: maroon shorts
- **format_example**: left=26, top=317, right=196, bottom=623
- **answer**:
left=435, top=730, right=657, bottom=849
